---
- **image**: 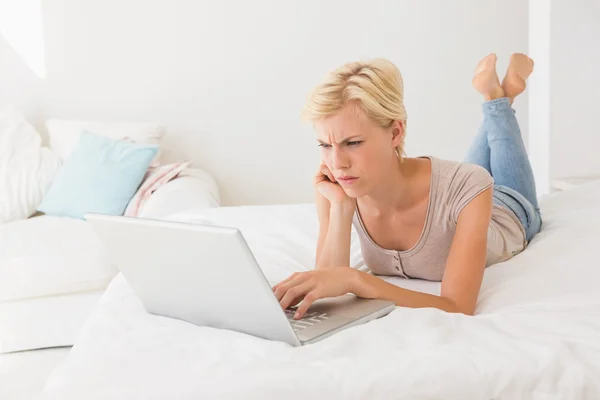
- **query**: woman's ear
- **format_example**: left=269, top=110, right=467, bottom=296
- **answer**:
left=391, top=120, right=405, bottom=147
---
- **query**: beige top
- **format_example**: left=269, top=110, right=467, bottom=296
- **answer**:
left=353, top=156, right=527, bottom=282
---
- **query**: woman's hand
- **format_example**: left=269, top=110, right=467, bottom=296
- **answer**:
left=272, top=268, right=359, bottom=319
left=314, top=162, right=354, bottom=206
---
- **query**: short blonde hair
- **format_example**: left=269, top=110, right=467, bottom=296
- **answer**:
left=302, top=58, right=407, bottom=161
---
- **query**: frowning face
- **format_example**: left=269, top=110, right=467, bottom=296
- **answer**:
left=314, top=103, right=404, bottom=198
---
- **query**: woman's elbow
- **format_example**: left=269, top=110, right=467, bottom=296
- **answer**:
left=441, top=297, right=475, bottom=316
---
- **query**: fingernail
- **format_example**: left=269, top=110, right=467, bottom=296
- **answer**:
left=294, top=312, right=300, bottom=319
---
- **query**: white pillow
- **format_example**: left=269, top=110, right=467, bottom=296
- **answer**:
left=0, top=107, right=61, bottom=224
left=0, top=290, right=104, bottom=353
left=46, top=118, right=165, bottom=166
left=0, top=215, right=118, bottom=302
left=137, top=167, right=221, bottom=220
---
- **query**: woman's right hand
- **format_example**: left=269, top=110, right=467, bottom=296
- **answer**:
left=314, top=162, right=353, bottom=206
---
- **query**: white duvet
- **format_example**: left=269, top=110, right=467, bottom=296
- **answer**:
left=36, top=183, right=600, bottom=400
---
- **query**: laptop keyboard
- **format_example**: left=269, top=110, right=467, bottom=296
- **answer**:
left=284, top=309, right=329, bottom=332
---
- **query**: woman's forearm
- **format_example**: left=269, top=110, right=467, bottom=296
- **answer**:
left=353, top=270, right=468, bottom=314
left=315, top=203, right=354, bottom=270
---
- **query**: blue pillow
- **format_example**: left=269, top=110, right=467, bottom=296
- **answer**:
left=38, top=131, right=159, bottom=219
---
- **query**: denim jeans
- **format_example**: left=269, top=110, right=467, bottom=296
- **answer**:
left=464, top=97, right=542, bottom=243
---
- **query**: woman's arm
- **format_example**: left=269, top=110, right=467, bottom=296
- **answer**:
left=314, top=190, right=330, bottom=266
left=315, top=195, right=355, bottom=270
left=313, top=161, right=356, bottom=270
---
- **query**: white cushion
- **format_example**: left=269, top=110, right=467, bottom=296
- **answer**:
left=46, top=119, right=165, bottom=166
left=0, top=348, right=70, bottom=400
left=0, top=216, right=118, bottom=301
left=0, top=107, right=61, bottom=224
left=138, top=167, right=221, bottom=220
left=0, top=291, right=103, bottom=353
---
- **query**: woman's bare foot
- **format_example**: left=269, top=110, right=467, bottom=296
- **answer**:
left=472, top=53, right=505, bottom=101
left=501, top=53, right=534, bottom=104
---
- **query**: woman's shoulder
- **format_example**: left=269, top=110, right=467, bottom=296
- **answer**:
left=422, top=155, right=494, bottom=221
left=421, top=155, right=490, bottom=179
left=418, top=155, right=492, bottom=185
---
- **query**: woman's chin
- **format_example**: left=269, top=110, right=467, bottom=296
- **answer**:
left=342, top=187, right=361, bottom=198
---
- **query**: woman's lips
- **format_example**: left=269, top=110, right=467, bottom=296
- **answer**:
left=338, top=177, right=358, bottom=184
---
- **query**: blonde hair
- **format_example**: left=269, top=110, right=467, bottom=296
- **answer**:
left=302, top=58, right=407, bottom=162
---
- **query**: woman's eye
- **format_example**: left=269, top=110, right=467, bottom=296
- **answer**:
left=318, top=142, right=360, bottom=148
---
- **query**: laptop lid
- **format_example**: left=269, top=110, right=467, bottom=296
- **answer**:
left=85, top=213, right=301, bottom=346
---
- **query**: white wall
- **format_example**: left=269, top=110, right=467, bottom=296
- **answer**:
left=0, top=35, right=41, bottom=123
left=549, top=0, right=600, bottom=180
left=528, top=0, right=551, bottom=195
left=0, top=0, right=529, bottom=206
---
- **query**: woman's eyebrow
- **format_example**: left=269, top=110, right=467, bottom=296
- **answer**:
left=316, top=136, right=362, bottom=145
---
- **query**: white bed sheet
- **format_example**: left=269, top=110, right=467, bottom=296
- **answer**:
left=0, top=347, right=70, bottom=400
left=35, top=182, right=600, bottom=400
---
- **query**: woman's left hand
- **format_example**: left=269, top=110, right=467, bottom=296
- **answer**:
left=272, top=268, right=360, bottom=319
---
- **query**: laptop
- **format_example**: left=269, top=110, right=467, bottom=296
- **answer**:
left=85, top=213, right=396, bottom=346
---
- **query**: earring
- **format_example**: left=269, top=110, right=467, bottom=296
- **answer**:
left=395, top=149, right=404, bottom=163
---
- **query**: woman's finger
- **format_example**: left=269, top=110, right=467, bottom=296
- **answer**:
left=272, top=272, right=301, bottom=293
left=294, top=291, right=321, bottom=319
left=321, top=165, right=335, bottom=183
left=273, top=273, right=306, bottom=301
left=279, top=281, right=313, bottom=310
left=287, top=294, right=306, bottom=308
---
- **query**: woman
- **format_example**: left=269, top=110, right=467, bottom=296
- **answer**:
left=273, top=53, right=542, bottom=319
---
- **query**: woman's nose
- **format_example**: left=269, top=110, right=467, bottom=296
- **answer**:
left=330, top=147, right=349, bottom=170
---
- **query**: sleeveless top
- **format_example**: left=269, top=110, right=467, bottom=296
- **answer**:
left=352, top=155, right=527, bottom=282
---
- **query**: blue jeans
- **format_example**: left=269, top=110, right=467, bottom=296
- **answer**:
left=464, top=97, right=542, bottom=243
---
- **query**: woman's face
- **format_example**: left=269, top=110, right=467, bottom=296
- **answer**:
left=314, top=104, right=403, bottom=198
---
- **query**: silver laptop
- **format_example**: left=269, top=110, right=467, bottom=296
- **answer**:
left=85, top=213, right=395, bottom=346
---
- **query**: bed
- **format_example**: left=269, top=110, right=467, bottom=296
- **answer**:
left=32, top=181, right=600, bottom=400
